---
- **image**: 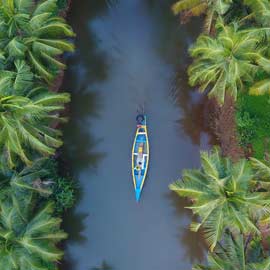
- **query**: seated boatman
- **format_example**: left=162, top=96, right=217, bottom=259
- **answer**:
left=136, top=143, right=144, bottom=170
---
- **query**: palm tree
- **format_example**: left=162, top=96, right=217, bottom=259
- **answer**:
left=0, top=0, right=75, bottom=82
left=250, top=157, right=270, bottom=187
left=0, top=89, right=70, bottom=167
left=250, top=157, right=270, bottom=177
left=172, top=0, right=233, bottom=32
left=193, top=232, right=270, bottom=270
left=169, top=147, right=270, bottom=251
left=0, top=194, right=67, bottom=270
left=244, top=0, right=270, bottom=27
left=0, top=158, right=53, bottom=196
left=188, top=20, right=270, bottom=103
left=0, top=60, right=34, bottom=95
left=249, top=78, right=270, bottom=95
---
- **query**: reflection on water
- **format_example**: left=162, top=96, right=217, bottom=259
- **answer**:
left=167, top=192, right=207, bottom=263
left=61, top=0, right=212, bottom=269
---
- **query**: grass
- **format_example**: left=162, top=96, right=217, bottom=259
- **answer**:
left=236, top=93, right=270, bottom=159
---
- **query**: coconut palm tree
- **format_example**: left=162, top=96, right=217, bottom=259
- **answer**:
left=248, top=78, right=270, bottom=95
left=169, top=147, right=270, bottom=251
left=244, top=0, right=270, bottom=27
left=250, top=157, right=270, bottom=185
left=193, top=232, right=270, bottom=270
left=172, top=0, right=233, bottom=32
left=0, top=89, right=70, bottom=167
left=0, top=0, right=75, bottom=82
left=0, top=60, right=34, bottom=95
left=239, top=0, right=270, bottom=96
left=0, top=194, right=67, bottom=270
left=188, top=20, right=270, bottom=103
left=250, top=157, right=270, bottom=178
left=0, top=158, right=53, bottom=196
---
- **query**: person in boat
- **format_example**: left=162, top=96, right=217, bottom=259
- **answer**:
left=136, top=162, right=142, bottom=171
left=135, top=143, right=144, bottom=170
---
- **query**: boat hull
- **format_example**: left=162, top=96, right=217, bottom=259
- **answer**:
left=132, top=115, right=149, bottom=201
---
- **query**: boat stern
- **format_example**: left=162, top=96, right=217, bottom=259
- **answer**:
left=135, top=188, right=141, bottom=202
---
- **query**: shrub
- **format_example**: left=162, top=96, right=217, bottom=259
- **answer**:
left=236, top=94, right=270, bottom=159
left=43, top=158, right=77, bottom=213
left=51, top=176, right=76, bottom=214
left=57, top=0, right=69, bottom=10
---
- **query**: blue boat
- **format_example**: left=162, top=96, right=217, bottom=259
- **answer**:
left=132, top=115, right=149, bottom=201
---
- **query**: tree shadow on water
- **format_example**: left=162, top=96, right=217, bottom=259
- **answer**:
left=59, top=184, right=89, bottom=270
left=66, top=0, right=115, bottom=83
left=173, top=69, right=217, bottom=148
left=168, top=191, right=207, bottom=264
left=167, top=191, right=191, bottom=219
left=144, top=0, right=215, bottom=147
left=61, top=1, right=113, bottom=174
left=59, top=2, right=114, bottom=270
left=60, top=82, right=106, bottom=175
left=179, top=217, right=207, bottom=264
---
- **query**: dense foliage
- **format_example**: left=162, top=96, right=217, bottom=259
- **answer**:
left=170, top=147, right=270, bottom=268
left=236, top=94, right=270, bottom=159
left=0, top=197, right=67, bottom=270
left=172, top=0, right=233, bottom=32
left=170, top=147, right=270, bottom=251
left=188, top=20, right=270, bottom=103
left=45, top=158, right=76, bottom=213
left=172, top=0, right=270, bottom=268
left=193, top=232, right=270, bottom=270
left=0, top=0, right=75, bottom=82
left=0, top=91, right=69, bottom=167
left=176, top=0, right=270, bottom=103
left=0, top=0, right=76, bottom=268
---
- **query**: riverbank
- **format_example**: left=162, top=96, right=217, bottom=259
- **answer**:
left=208, top=96, right=244, bottom=161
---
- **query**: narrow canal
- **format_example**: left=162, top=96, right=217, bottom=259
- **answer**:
left=61, top=1, right=211, bottom=269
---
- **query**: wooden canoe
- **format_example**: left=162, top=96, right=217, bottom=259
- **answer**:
left=132, top=114, right=149, bottom=201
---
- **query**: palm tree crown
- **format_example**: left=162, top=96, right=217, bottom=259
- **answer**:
left=0, top=60, right=34, bottom=95
left=193, top=232, right=270, bottom=270
left=244, top=0, right=270, bottom=27
left=170, top=147, right=270, bottom=251
left=0, top=0, right=75, bottom=82
left=0, top=89, right=70, bottom=167
left=172, top=0, right=233, bottom=32
left=188, top=20, right=270, bottom=103
left=0, top=195, right=67, bottom=270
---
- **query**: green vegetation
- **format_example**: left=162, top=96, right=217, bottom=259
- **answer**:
left=57, top=0, right=69, bottom=10
left=170, top=148, right=270, bottom=251
left=188, top=20, right=270, bottom=103
left=0, top=0, right=75, bottom=82
left=170, top=148, right=270, bottom=268
left=0, top=91, right=69, bottom=167
left=236, top=94, right=270, bottom=159
left=0, top=197, right=67, bottom=270
left=51, top=176, right=76, bottom=213
left=172, top=0, right=233, bottom=33
left=172, top=0, right=270, bottom=269
left=0, top=0, right=76, bottom=268
left=193, top=232, right=270, bottom=270
left=175, top=1, right=270, bottom=104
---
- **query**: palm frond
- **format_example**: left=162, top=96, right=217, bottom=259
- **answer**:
left=172, top=0, right=202, bottom=15
left=249, top=78, right=270, bottom=95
